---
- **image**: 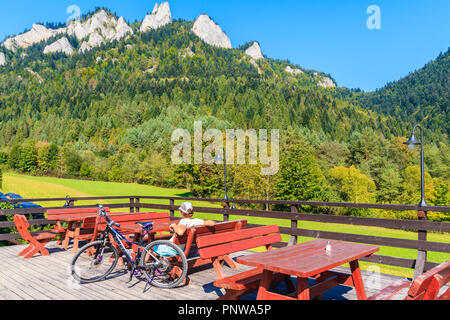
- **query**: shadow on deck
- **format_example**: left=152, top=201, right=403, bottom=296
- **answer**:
left=0, top=242, right=412, bottom=300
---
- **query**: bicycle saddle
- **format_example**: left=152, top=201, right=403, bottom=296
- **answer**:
left=135, top=221, right=154, bottom=229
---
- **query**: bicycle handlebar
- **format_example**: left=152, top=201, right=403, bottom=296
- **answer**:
left=97, top=205, right=120, bottom=228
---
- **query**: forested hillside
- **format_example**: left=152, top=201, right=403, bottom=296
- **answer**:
left=0, top=9, right=448, bottom=220
left=355, top=49, right=449, bottom=139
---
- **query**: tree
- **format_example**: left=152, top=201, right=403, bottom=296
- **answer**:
left=7, top=144, right=22, bottom=170
left=430, top=178, right=449, bottom=222
left=232, top=164, right=275, bottom=210
left=376, top=164, right=403, bottom=203
left=19, top=140, right=38, bottom=173
left=62, top=146, right=82, bottom=177
left=399, top=166, right=435, bottom=206
left=329, top=165, right=377, bottom=216
left=275, top=145, right=328, bottom=206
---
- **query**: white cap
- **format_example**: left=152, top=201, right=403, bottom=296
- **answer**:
left=179, top=202, right=193, bottom=214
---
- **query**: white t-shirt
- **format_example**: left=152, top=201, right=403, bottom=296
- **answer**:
left=170, top=218, right=205, bottom=248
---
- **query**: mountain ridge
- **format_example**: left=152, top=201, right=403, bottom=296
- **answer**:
left=0, top=4, right=446, bottom=146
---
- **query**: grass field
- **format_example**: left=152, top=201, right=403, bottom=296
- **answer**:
left=1, top=171, right=449, bottom=278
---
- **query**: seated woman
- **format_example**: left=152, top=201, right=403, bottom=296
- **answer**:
left=150, top=202, right=215, bottom=258
left=169, top=202, right=216, bottom=250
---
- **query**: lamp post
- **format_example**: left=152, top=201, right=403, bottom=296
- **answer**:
left=215, top=147, right=236, bottom=210
left=404, top=125, right=428, bottom=207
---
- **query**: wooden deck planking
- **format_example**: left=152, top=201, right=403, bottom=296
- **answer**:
left=0, top=242, right=446, bottom=300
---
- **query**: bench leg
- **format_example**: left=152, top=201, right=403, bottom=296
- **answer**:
left=23, top=242, right=49, bottom=259
left=222, top=255, right=239, bottom=270
left=18, top=244, right=34, bottom=257
left=212, top=258, right=225, bottom=280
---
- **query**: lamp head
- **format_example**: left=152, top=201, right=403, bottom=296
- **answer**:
left=404, top=133, right=421, bottom=149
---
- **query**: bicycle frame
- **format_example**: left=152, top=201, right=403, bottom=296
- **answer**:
left=97, top=221, right=160, bottom=270
left=106, top=225, right=140, bottom=264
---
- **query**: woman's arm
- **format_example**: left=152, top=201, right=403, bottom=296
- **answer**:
left=203, top=220, right=216, bottom=227
left=170, top=223, right=187, bottom=236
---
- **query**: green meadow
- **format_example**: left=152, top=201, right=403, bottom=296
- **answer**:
left=2, top=172, right=449, bottom=278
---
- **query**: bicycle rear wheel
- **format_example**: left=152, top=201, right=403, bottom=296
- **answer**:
left=71, top=240, right=119, bottom=284
left=140, top=240, right=188, bottom=289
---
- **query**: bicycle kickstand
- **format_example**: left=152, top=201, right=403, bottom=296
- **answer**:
left=128, top=266, right=135, bottom=283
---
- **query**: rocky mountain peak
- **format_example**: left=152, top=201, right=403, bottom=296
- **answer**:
left=67, top=9, right=133, bottom=52
left=192, top=14, right=232, bottom=49
left=314, top=72, right=336, bottom=88
left=140, top=2, right=172, bottom=32
left=2, top=23, right=65, bottom=52
left=245, top=42, right=264, bottom=60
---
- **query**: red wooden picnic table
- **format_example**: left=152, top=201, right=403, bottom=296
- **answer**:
left=236, top=239, right=379, bottom=300
left=50, top=212, right=129, bottom=250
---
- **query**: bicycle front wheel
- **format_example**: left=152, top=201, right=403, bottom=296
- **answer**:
left=71, top=240, right=119, bottom=284
left=140, top=240, right=188, bottom=289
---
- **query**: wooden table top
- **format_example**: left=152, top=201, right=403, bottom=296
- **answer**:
left=48, top=212, right=127, bottom=222
left=236, top=239, right=379, bottom=278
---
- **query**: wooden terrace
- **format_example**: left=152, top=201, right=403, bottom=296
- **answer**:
left=0, top=196, right=449, bottom=300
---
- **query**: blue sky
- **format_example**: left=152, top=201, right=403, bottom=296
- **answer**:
left=0, top=0, right=449, bottom=92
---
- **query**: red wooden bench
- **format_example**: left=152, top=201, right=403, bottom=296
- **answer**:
left=173, top=219, right=247, bottom=270
left=368, top=259, right=450, bottom=300
left=13, top=215, right=56, bottom=259
left=46, top=207, right=111, bottom=252
left=196, top=225, right=295, bottom=300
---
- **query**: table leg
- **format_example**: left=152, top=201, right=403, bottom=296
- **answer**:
left=297, top=277, right=310, bottom=300
left=350, top=260, right=367, bottom=300
left=256, top=269, right=273, bottom=300
left=314, top=274, right=325, bottom=300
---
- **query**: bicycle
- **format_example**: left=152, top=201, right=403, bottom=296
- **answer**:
left=70, top=205, right=188, bottom=289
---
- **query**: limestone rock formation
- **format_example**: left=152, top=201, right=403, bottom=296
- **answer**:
left=2, top=24, right=65, bottom=51
left=314, top=72, right=336, bottom=88
left=245, top=42, right=264, bottom=60
left=285, top=66, right=303, bottom=75
left=25, top=67, right=43, bottom=83
left=67, top=10, right=133, bottom=52
left=113, top=17, right=134, bottom=41
left=192, top=14, right=232, bottom=49
left=250, top=59, right=262, bottom=75
left=0, top=52, right=6, bottom=66
left=43, top=37, right=74, bottom=55
left=140, top=2, right=172, bottom=32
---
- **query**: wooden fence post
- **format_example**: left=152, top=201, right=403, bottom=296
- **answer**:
left=135, top=198, right=140, bottom=213
left=129, top=198, right=135, bottom=213
left=222, top=201, right=229, bottom=222
left=413, top=210, right=428, bottom=279
left=170, top=199, right=175, bottom=219
left=288, top=205, right=298, bottom=246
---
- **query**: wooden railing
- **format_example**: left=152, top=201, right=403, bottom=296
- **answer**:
left=1, top=195, right=449, bottom=278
